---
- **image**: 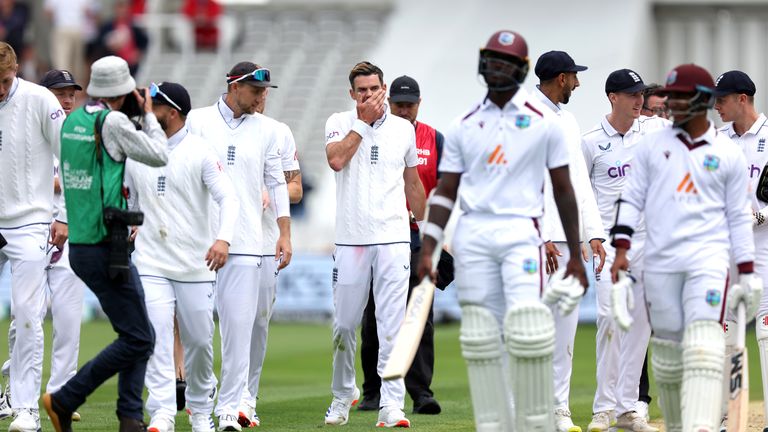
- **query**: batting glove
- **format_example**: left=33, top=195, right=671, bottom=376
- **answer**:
left=728, top=273, right=763, bottom=319
left=542, top=267, right=584, bottom=316
left=611, top=271, right=635, bottom=331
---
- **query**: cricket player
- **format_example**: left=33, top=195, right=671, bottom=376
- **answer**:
left=0, top=42, right=68, bottom=432
left=712, top=70, right=768, bottom=430
left=236, top=83, right=303, bottom=429
left=126, top=82, right=239, bottom=432
left=323, top=61, right=426, bottom=428
left=533, top=50, right=605, bottom=432
left=610, top=63, right=758, bottom=432
left=417, top=30, right=587, bottom=431
left=582, top=69, right=668, bottom=432
left=187, top=61, right=292, bottom=432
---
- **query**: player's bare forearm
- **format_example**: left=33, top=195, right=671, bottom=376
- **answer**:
left=404, top=167, right=426, bottom=220
left=285, top=171, right=303, bottom=203
left=611, top=247, right=629, bottom=283
left=326, top=133, right=363, bottom=171
left=550, top=166, right=581, bottom=260
left=275, top=216, right=292, bottom=269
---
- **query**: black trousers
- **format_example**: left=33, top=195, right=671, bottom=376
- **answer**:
left=360, top=248, right=435, bottom=402
left=639, top=349, right=651, bottom=404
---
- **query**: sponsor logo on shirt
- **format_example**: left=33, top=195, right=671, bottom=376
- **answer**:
left=664, top=150, right=671, bottom=160
left=486, top=144, right=508, bottom=166
left=750, top=164, right=762, bottom=178
left=598, top=142, right=612, bottom=152
left=607, top=161, right=630, bottom=178
left=705, top=289, right=721, bottom=307
left=50, top=109, right=64, bottom=120
left=522, top=258, right=538, bottom=274
left=676, top=172, right=699, bottom=195
left=703, top=155, right=720, bottom=171
left=327, top=131, right=340, bottom=140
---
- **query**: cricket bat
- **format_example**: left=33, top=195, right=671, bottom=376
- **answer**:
left=382, top=240, right=443, bottom=381
left=727, top=302, right=749, bottom=432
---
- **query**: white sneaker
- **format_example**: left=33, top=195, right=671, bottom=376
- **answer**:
left=0, top=390, right=11, bottom=420
left=324, top=387, right=361, bottom=426
left=8, top=408, right=40, bottom=432
left=614, top=411, right=658, bottom=432
left=190, top=413, right=215, bottom=432
left=147, top=416, right=175, bottom=432
left=634, top=401, right=649, bottom=422
left=250, top=411, right=260, bottom=427
left=375, top=406, right=410, bottom=428
left=236, top=399, right=255, bottom=428
left=218, top=413, right=242, bottom=431
left=588, top=411, right=611, bottom=432
left=555, top=408, right=582, bottom=432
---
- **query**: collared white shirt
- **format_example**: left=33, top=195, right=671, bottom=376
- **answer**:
left=440, top=87, right=569, bottom=218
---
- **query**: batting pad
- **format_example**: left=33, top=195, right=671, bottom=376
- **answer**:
left=721, top=319, right=737, bottom=418
left=682, top=321, right=725, bottom=432
left=459, top=305, right=511, bottom=432
left=651, top=337, right=683, bottom=432
left=756, top=315, right=768, bottom=421
left=504, top=302, right=555, bottom=431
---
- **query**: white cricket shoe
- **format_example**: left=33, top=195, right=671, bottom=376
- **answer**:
left=190, top=413, right=215, bottom=432
left=236, top=399, right=255, bottom=428
left=0, top=391, right=11, bottom=420
left=218, top=413, right=242, bottom=431
left=555, top=408, right=582, bottom=432
left=588, top=411, right=611, bottom=432
left=250, top=411, right=260, bottom=427
left=324, top=387, right=360, bottom=426
left=634, top=401, right=649, bottom=422
left=8, top=408, right=40, bottom=432
left=147, top=415, right=175, bottom=432
left=375, top=406, right=410, bottom=428
left=614, top=411, right=658, bottom=432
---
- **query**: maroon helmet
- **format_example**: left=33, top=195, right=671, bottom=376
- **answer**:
left=480, top=30, right=529, bottom=62
left=658, top=64, right=716, bottom=127
left=478, top=30, right=529, bottom=90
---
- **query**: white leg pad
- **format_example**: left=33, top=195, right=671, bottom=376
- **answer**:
left=722, top=320, right=736, bottom=419
left=682, top=321, right=725, bottom=432
left=651, top=337, right=683, bottom=432
left=460, top=305, right=511, bottom=432
left=756, top=315, right=768, bottom=422
left=504, top=302, right=555, bottom=432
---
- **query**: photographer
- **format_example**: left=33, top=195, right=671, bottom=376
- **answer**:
left=42, top=55, right=168, bottom=432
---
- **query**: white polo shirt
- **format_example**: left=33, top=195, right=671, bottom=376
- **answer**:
left=440, top=87, right=569, bottom=218
left=613, top=123, right=754, bottom=271
left=262, top=121, right=300, bottom=255
left=325, top=108, right=418, bottom=245
left=582, top=115, right=670, bottom=233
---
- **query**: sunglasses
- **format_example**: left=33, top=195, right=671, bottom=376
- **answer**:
left=227, top=68, right=271, bottom=85
left=150, top=82, right=182, bottom=112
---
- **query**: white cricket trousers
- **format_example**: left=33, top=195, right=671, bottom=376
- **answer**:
left=243, top=255, right=278, bottom=406
left=0, top=224, right=48, bottom=410
left=332, top=243, right=410, bottom=409
left=549, top=242, right=580, bottom=410
left=216, top=255, right=262, bottom=417
left=593, top=239, right=651, bottom=415
left=142, top=276, right=216, bottom=420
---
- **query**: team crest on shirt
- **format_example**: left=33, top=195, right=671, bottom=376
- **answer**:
left=759, top=138, right=765, bottom=152
left=598, top=142, right=612, bottom=152
left=705, top=289, right=721, bottom=307
left=227, top=145, right=236, bottom=165
left=370, top=144, right=379, bottom=164
left=515, top=115, right=531, bottom=129
left=522, top=258, right=538, bottom=274
left=703, top=155, right=720, bottom=171
left=156, top=176, right=166, bottom=196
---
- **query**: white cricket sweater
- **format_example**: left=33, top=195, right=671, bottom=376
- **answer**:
left=126, top=129, right=239, bottom=282
left=187, top=98, right=288, bottom=255
left=0, top=78, right=66, bottom=228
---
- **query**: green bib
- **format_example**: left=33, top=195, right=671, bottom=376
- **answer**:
left=61, top=104, right=126, bottom=244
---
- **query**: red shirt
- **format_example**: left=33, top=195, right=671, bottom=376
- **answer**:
left=408, top=121, right=443, bottom=232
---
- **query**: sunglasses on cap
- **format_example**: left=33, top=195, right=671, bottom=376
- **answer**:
left=227, top=68, right=271, bottom=85
left=150, top=82, right=182, bottom=112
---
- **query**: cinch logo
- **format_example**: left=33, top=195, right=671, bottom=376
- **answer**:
left=327, top=131, right=339, bottom=140
left=676, top=172, right=698, bottom=194
left=608, top=161, right=630, bottom=178
left=50, top=109, right=64, bottom=120
left=750, top=164, right=762, bottom=178
left=487, top=144, right=507, bottom=165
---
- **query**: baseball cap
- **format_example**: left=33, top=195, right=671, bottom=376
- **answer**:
left=534, top=51, right=587, bottom=81
left=389, top=75, right=420, bottom=103
left=151, top=82, right=191, bottom=116
left=714, top=70, right=756, bottom=96
left=658, top=64, right=715, bottom=94
left=226, top=61, right=277, bottom=88
left=605, top=69, right=650, bottom=94
left=40, top=69, right=82, bottom=90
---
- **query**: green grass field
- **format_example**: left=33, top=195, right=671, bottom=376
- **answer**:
left=2, top=320, right=763, bottom=431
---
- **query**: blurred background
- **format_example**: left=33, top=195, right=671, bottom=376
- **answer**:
left=2, top=0, right=767, bottom=323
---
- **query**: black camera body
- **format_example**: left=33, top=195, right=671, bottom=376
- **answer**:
left=103, top=207, right=144, bottom=279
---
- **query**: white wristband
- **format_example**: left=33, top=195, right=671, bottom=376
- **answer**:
left=428, top=194, right=454, bottom=211
left=422, top=222, right=444, bottom=243
left=351, top=119, right=368, bottom=138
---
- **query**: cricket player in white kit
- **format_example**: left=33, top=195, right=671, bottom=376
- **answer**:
left=582, top=69, right=668, bottom=432
left=323, top=61, right=426, bottom=428
left=417, top=30, right=587, bottom=431
left=712, top=70, right=768, bottom=430
left=0, top=42, right=69, bottom=432
left=533, top=50, right=606, bottom=432
left=610, top=63, right=758, bottom=432
left=187, top=62, right=292, bottom=432
left=126, top=82, right=240, bottom=432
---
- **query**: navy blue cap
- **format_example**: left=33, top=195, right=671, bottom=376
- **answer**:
left=40, top=69, right=82, bottom=90
left=152, top=82, right=191, bottom=116
left=605, top=68, right=650, bottom=94
left=534, top=51, right=587, bottom=81
left=390, top=75, right=420, bottom=103
left=714, top=70, right=756, bottom=96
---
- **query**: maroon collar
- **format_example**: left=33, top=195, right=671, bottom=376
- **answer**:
left=676, top=133, right=708, bottom=151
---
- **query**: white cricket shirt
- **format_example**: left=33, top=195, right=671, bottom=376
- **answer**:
left=262, top=121, right=300, bottom=255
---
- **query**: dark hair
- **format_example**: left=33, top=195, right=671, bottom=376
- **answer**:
left=642, top=83, right=662, bottom=109
left=348, top=61, right=383, bottom=89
